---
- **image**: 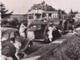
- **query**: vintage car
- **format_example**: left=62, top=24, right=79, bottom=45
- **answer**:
left=29, top=21, right=47, bottom=40
left=1, top=27, right=32, bottom=56
left=28, top=20, right=61, bottom=42
left=1, top=27, right=19, bottom=41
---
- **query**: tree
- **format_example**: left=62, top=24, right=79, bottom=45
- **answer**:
left=69, top=9, right=78, bottom=18
left=29, top=1, right=56, bottom=11
left=9, top=18, right=19, bottom=28
left=58, top=9, right=67, bottom=19
left=70, top=9, right=73, bottom=14
left=0, top=2, right=13, bottom=18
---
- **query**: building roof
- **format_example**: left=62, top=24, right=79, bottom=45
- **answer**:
left=27, top=10, right=58, bottom=14
left=28, top=10, right=44, bottom=14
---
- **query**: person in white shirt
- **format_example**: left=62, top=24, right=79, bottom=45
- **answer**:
left=19, top=23, right=27, bottom=38
left=47, top=23, right=56, bottom=42
left=27, top=24, right=35, bottom=46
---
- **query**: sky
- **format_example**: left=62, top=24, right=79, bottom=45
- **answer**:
left=1, top=0, right=80, bottom=14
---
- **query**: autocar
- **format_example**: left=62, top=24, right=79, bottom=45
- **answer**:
left=29, top=20, right=61, bottom=42
left=1, top=27, right=18, bottom=41
left=29, top=21, right=47, bottom=40
left=1, top=27, right=32, bottom=55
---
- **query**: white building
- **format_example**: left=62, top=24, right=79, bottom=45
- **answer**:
left=27, top=10, right=58, bottom=20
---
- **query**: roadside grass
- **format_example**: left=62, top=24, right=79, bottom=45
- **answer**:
left=26, top=43, right=59, bottom=58
left=25, top=33, right=75, bottom=58
left=37, top=35, right=80, bottom=60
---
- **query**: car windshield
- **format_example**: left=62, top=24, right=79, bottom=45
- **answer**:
left=2, top=31, right=10, bottom=41
left=2, top=31, right=15, bottom=41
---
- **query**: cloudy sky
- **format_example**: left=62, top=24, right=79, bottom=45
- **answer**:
left=1, top=0, right=80, bottom=14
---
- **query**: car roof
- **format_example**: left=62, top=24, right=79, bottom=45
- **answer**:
left=1, top=27, right=18, bottom=32
left=1, top=27, right=18, bottom=37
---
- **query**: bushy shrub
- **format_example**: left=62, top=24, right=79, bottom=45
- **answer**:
left=26, top=44, right=59, bottom=58
left=37, top=35, right=80, bottom=60
left=74, top=22, right=80, bottom=28
left=8, top=19, right=20, bottom=28
left=1, top=20, right=8, bottom=26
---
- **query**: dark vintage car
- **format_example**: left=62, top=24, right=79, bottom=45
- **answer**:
left=29, top=21, right=47, bottom=40
left=28, top=20, right=61, bottom=42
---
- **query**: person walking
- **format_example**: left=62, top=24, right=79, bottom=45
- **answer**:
left=47, top=23, right=54, bottom=42
left=61, top=19, right=68, bottom=34
left=27, top=24, right=35, bottom=46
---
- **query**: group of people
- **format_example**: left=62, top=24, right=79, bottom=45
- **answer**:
left=59, top=17, right=75, bottom=35
left=47, top=23, right=61, bottom=43
left=46, top=17, right=76, bottom=43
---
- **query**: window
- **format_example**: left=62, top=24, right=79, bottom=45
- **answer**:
left=35, top=14, right=41, bottom=19
left=49, top=13, right=52, bottom=17
left=29, top=16, right=33, bottom=19
left=2, top=32, right=10, bottom=41
left=42, top=13, right=46, bottom=17
left=10, top=32, right=15, bottom=38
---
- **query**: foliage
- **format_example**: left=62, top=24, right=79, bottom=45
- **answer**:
left=26, top=44, right=59, bottom=58
left=74, top=22, right=80, bottom=28
left=9, top=18, right=19, bottom=28
left=69, top=9, right=78, bottom=18
left=37, top=35, right=80, bottom=60
left=1, top=20, right=8, bottom=26
left=29, top=1, right=56, bottom=11
left=0, top=3, right=13, bottom=18
left=58, top=9, right=67, bottom=19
